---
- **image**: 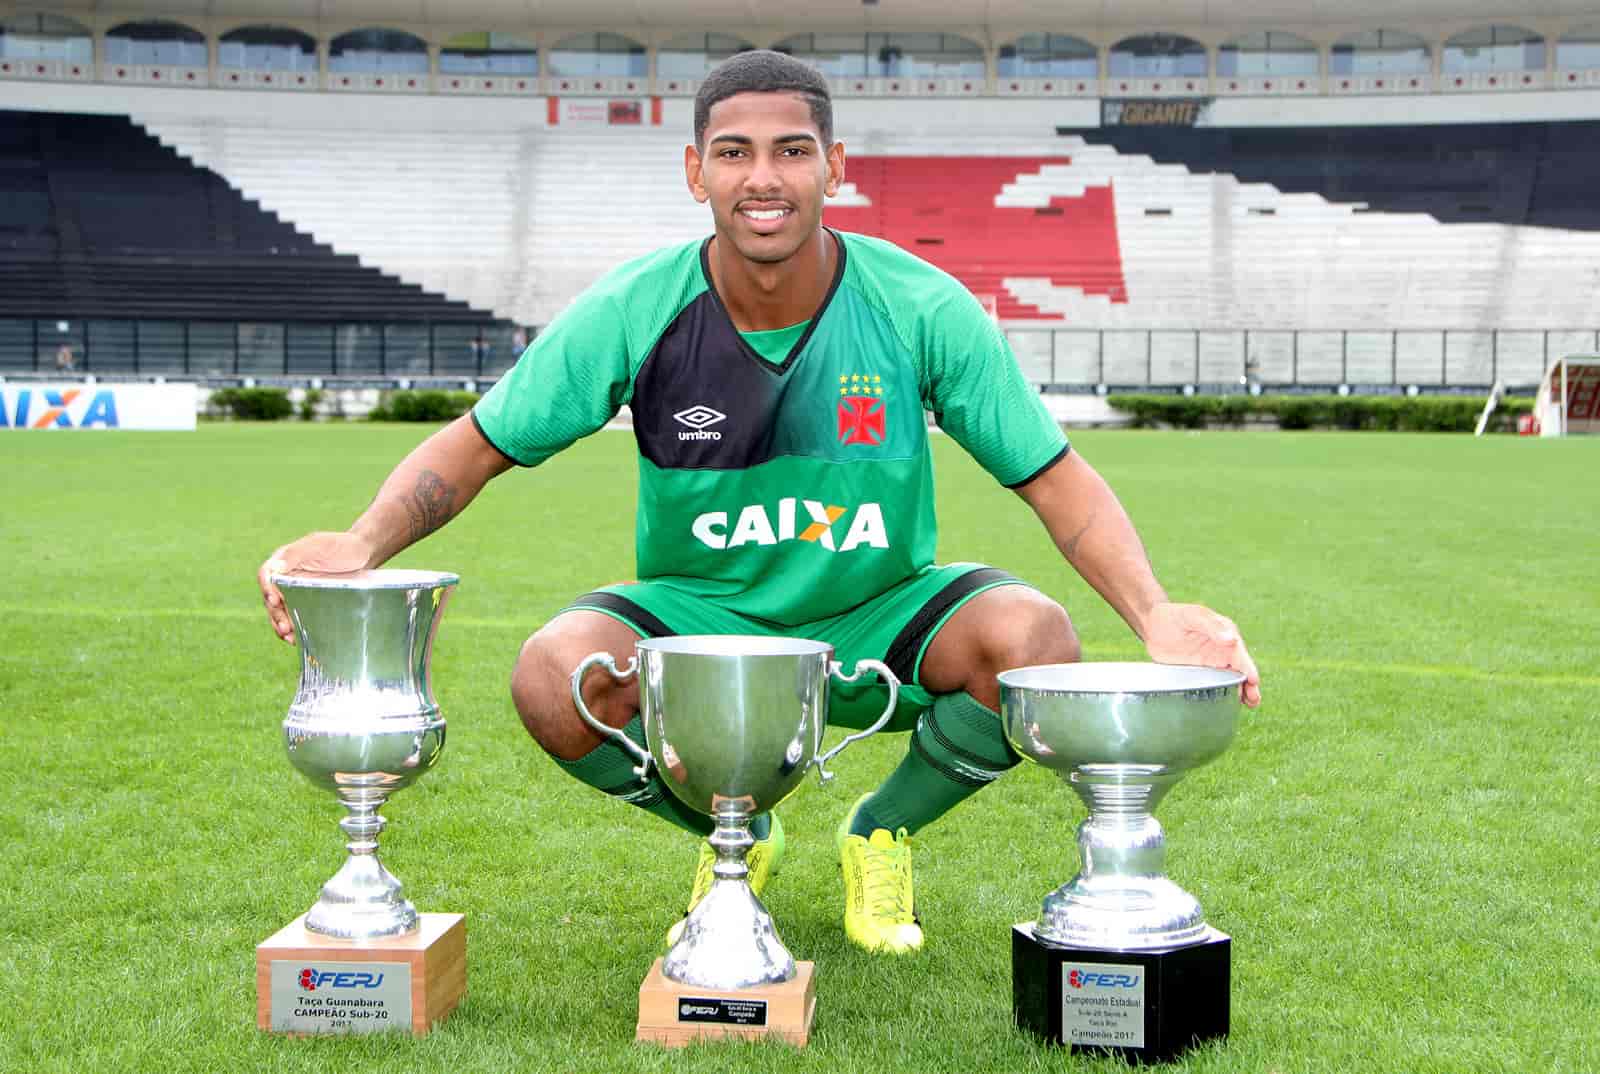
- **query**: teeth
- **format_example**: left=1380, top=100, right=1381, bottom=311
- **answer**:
left=742, top=209, right=787, bottom=220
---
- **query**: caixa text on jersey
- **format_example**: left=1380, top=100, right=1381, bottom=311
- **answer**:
left=692, top=500, right=889, bottom=552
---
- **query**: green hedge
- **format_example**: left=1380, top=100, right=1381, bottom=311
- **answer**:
left=368, top=390, right=481, bottom=422
left=1107, top=394, right=1535, bottom=432
left=207, top=387, right=293, bottom=421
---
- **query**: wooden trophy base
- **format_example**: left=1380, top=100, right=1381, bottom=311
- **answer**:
left=256, top=912, right=466, bottom=1037
left=636, top=958, right=817, bottom=1047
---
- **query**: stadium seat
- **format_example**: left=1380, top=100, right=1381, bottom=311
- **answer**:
left=0, top=109, right=490, bottom=326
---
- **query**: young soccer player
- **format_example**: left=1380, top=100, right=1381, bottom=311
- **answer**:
left=259, top=50, right=1260, bottom=954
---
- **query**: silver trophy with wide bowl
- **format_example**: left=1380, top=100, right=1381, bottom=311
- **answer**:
left=999, top=661, right=1244, bottom=1062
left=572, top=635, right=900, bottom=1047
left=255, top=569, right=466, bottom=1038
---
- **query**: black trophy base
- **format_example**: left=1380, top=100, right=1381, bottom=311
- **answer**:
left=1013, top=922, right=1230, bottom=1064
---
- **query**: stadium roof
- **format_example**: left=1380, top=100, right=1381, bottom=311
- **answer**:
left=35, top=1, right=1600, bottom=33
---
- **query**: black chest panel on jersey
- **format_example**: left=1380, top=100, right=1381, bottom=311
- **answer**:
left=630, top=239, right=844, bottom=473
left=631, top=291, right=787, bottom=471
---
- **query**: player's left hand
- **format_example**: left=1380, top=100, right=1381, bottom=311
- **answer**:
left=1141, top=602, right=1261, bottom=708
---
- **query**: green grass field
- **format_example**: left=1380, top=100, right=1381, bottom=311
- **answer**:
left=3, top=424, right=1596, bottom=1074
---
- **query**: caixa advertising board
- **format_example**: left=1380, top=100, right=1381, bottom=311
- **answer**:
left=0, top=383, right=196, bottom=431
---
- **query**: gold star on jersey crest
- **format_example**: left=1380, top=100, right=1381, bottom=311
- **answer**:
left=839, top=372, right=886, bottom=398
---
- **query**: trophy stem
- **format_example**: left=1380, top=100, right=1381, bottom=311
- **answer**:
left=1075, top=779, right=1168, bottom=880
left=662, top=808, right=796, bottom=989
left=339, top=786, right=389, bottom=856
left=304, top=783, right=419, bottom=939
left=1035, top=769, right=1205, bottom=950
left=708, top=809, right=755, bottom=883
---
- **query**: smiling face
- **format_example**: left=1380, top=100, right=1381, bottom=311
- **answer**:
left=685, top=91, right=845, bottom=266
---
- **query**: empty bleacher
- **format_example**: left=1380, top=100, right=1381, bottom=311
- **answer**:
left=824, top=156, right=1126, bottom=319
left=1000, top=135, right=1600, bottom=333
left=140, top=117, right=707, bottom=321
left=1071, top=121, right=1600, bottom=231
left=0, top=109, right=492, bottom=324
left=514, top=131, right=707, bottom=316
left=132, top=110, right=1600, bottom=343
left=12, top=101, right=1600, bottom=387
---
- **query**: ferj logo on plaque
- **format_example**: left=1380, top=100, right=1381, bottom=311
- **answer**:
left=268, top=960, right=413, bottom=1033
left=1061, top=963, right=1146, bottom=1050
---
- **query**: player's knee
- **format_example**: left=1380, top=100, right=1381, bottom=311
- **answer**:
left=985, top=591, right=1079, bottom=672
left=510, top=632, right=567, bottom=748
left=1036, top=598, right=1080, bottom=665
left=922, top=587, right=1079, bottom=705
left=510, top=620, right=639, bottom=762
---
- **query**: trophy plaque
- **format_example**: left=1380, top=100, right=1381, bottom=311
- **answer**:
left=999, top=662, right=1244, bottom=1063
left=572, top=635, right=900, bottom=1047
left=256, top=569, right=465, bottom=1037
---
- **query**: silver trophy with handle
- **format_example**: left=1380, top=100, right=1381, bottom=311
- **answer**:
left=572, top=634, right=900, bottom=1046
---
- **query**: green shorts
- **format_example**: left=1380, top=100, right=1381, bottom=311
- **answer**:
left=566, top=564, right=1030, bottom=733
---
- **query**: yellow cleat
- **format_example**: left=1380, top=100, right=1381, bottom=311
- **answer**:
left=837, top=795, right=923, bottom=954
left=666, top=813, right=784, bottom=946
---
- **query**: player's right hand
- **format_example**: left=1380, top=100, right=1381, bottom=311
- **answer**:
left=257, top=531, right=376, bottom=645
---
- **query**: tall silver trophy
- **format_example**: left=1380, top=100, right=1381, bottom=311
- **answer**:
left=572, top=635, right=900, bottom=1046
left=999, top=662, right=1244, bottom=1062
left=255, top=569, right=466, bottom=1038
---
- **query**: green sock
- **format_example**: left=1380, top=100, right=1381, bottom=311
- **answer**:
left=851, top=691, right=1020, bottom=837
left=553, top=715, right=771, bottom=840
left=554, top=715, right=712, bottom=837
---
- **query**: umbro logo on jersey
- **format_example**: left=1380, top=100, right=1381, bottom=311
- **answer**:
left=674, top=405, right=726, bottom=441
left=693, top=499, right=889, bottom=553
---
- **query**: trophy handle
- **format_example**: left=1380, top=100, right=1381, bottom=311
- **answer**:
left=812, top=658, right=901, bottom=785
left=569, top=652, right=649, bottom=780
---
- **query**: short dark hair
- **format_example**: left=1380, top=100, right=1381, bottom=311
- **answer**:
left=693, top=50, right=833, bottom=147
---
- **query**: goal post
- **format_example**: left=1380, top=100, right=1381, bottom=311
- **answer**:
left=1536, top=356, right=1600, bottom=437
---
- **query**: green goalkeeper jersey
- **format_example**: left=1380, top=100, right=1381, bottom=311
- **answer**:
left=472, top=230, right=1069, bottom=626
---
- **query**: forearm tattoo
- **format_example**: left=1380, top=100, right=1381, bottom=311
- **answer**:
left=1061, top=509, right=1097, bottom=560
left=402, top=469, right=457, bottom=545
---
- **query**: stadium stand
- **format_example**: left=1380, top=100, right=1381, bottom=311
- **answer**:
left=514, top=131, right=709, bottom=316
left=139, top=116, right=531, bottom=316
left=1008, top=132, right=1600, bottom=344
left=139, top=119, right=704, bottom=321
left=823, top=155, right=1127, bottom=320
left=6, top=12, right=1600, bottom=391
left=1069, top=121, right=1600, bottom=231
left=132, top=107, right=1600, bottom=375
left=0, top=109, right=499, bottom=342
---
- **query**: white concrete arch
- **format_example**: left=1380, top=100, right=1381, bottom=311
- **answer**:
left=212, top=17, right=323, bottom=44
left=0, top=9, right=94, bottom=62
left=1441, top=24, right=1545, bottom=74
left=1, top=10, right=90, bottom=35
left=1107, top=31, right=1210, bottom=76
left=544, top=29, right=648, bottom=78
left=991, top=29, right=1096, bottom=52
